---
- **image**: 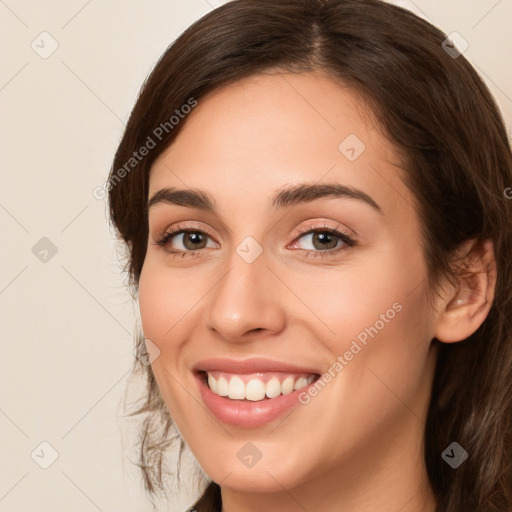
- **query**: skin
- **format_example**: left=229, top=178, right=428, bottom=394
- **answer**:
left=138, top=71, right=495, bottom=512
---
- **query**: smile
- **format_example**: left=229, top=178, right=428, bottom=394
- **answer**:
left=192, top=357, right=322, bottom=427
left=204, top=371, right=316, bottom=401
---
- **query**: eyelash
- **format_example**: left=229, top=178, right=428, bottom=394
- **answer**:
left=154, top=222, right=357, bottom=260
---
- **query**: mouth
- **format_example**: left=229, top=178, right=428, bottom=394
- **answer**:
left=191, top=357, right=323, bottom=427
left=198, top=370, right=320, bottom=402
left=193, top=364, right=322, bottom=428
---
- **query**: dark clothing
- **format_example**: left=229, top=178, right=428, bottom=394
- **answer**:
left=189, top=482, right=222, bottom=512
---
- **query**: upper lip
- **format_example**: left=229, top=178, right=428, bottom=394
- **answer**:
left=193, top=357, right=321, bottom=375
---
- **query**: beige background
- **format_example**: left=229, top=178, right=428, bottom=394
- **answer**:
left=1, top=1, right=511, bottom=511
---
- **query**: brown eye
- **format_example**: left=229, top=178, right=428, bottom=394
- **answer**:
left=181, top=231, right=208, bottom=250
left=310, top=232, right=339, bottom=250
left=156, top=229, right=217, bottom=253
left=294, top=229, right=354, bottom=252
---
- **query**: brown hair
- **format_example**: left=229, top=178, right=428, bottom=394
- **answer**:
left=108, top=1, right=512, bottom=510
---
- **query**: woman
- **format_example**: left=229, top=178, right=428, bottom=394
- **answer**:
left=107, top=1, right=512, bottom=511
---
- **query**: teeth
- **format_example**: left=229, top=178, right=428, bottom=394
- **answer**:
left=228, top=376, right=245, bottom=400
left=206, top=372, right=316, bottom=401
left=207, top=373, right=218, bottom=394
left=246, top=379, right=266, bottom=401
left=294, top=377, right=308, bottom=391
left=281, top=376, right=295, bottom=395
left=217, top=376, right=229, bottom=397
left=266, top=377, right=281, bottom=399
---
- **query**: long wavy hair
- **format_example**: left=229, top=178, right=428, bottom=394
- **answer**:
left=107, top=1, right=512, bottom=510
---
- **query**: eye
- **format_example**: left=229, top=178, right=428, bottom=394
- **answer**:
left=153, top=221, right=356, bottom=259
left=289, top=223, right=356, bottom=258
left=295, top=231, right=343, bottom=251
left=154, top=224, right=218, bottom=256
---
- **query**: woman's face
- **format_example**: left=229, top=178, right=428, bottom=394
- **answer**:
left=139, top=72, right=439, bottom=497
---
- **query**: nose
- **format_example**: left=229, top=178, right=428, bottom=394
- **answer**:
left=205, top=246, right=286, bottom=343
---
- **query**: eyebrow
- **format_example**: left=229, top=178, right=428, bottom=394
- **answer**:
left=147, top=182, right=383, bottom=214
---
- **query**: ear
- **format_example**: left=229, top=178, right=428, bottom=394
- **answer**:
left=434, top=238, right=496, bottom=343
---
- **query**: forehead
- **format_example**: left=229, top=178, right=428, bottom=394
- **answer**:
left=149, top=71, right=414, bottom=221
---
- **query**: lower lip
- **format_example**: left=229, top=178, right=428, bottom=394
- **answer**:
left=194, top=372, right=317, bottom=428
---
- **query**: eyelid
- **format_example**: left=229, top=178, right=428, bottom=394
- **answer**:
left=153, top=220, right=357, bottom=257
left=154, top=220, right=350, bottom=242
left=289, top=221, right=355, bottom=243
left=292, top=220, right=352, bottom=236
left=154, top=221, right=218, bottom=243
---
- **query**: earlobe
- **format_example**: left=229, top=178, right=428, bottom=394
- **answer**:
left=434, top=238, right=496, bottom=344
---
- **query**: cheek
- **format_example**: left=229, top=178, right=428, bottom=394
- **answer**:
left=138, top=266, right=167, bottom=340
left=333, top=255, right=432, bottom=400
left=291, top=250, right=428, bottom=354
left=289, top=238, right=433, bottom=408
left=138, top=261, right=198, bottom=415
left=138, top=258, right=201, bottom=342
